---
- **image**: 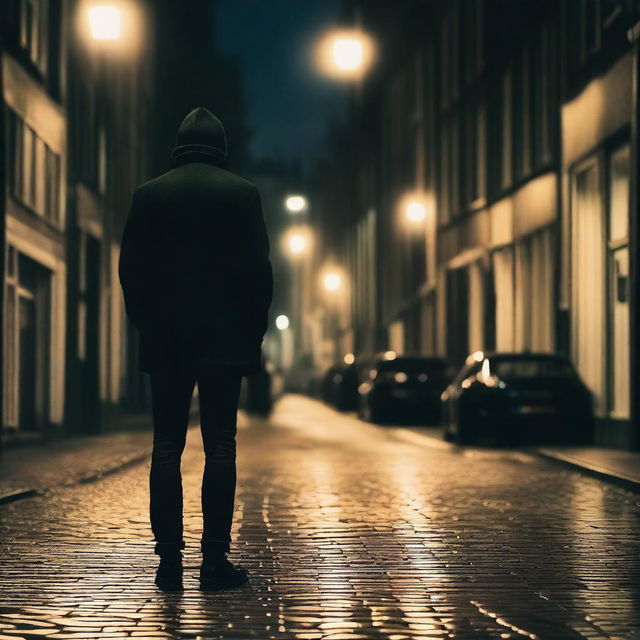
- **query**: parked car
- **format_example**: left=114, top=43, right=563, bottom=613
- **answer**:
left=320, top=364, right=342, bottom=403
left=442, top=351, right=594, bottom=446
left=240, top=360, right=284, bottom=417
left=321, top=361, right=361, bottom=411
left=358, top=354, right=451, bottom=424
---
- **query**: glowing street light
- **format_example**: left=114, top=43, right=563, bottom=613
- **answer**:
left=315, top=29, right=375, bottom=80
left=283, top=226, right=313, bottom=258
left=285, top=195, right=307, bottom=213
left=87, top=4, right=123, bottom=40
left=333, top=38, right=363, bottom=71
left=405, top=200, right=427, bottom=223
left=399, top=192, right=433, bottom=229
left=289, top=234, right=306, bottom=255
left=275, top=314, right=290, bottom=331
left=323, top=272, right=342, bottom=292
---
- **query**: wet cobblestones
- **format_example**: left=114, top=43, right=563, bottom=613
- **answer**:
left=0, top=396, right=639, bottom=639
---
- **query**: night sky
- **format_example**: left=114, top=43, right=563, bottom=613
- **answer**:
left=215, top=0, right=347, bottom=167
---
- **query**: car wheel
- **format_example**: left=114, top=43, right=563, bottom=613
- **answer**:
left=456, top=406, right=476, bottom=445
left=368, top=401, right=386, bottom=425
left=360, top=399, right=372, bottom=422
left=443, top=402, right=455, bottom=441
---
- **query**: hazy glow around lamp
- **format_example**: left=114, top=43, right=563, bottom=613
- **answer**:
left=275, top=315, right=290, bottom=330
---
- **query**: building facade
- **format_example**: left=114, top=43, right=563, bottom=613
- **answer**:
left=310, top=0, right=640, bottom=450
left=2, top=0, right=70, bottom=444
left=0, top=0, right=154, bottom=446
left=1, top=0, right=252, bottom=447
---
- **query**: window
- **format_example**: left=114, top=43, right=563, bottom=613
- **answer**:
left=607, top=145, right=630, bottom=419
left=501, top=68, right=513, bottom=189
left=468, top=102, right=486, bottom=206
left=19, top=0, right=49, bottom=75
left=6, top=108, right=61, bottom=225
left=440, top=119, right=450, bottom=223
left=450, top=113, right=460, bottom=215
left=609, top=145, right=629, bottom=243
left=440, top=15, right=450, bottom=108
left=521, top=47, right=532, bottom=176
left=537, top=24, right=553, bottom=165
left=7, top=110, right=24, bottom=197
left=22, top=124, right=35, bottom=208
left=492, top=357, right=574, bottom=379
left=581, top=0, right=601, bottom=60
left=45, top=146, right=61, bottom=224
left=98, top=125, right=107, bottom=195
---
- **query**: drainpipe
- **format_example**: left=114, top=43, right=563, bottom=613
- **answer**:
left=0, top=42, right=6, bottom=451
left=628, top=20, right=640, bottom=451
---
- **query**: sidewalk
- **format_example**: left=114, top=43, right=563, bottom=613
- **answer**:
left=0, top=419, right=155, bottom=505
left=535, top=446, right=640, bottom=491
left=396, top=424, right=640, bottom=491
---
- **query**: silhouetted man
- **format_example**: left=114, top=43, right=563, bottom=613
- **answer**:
left=118, top=107, right=273, bottom=591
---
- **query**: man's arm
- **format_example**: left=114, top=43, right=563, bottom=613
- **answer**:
left=118, top=189, right=149, bottom=330
left=244, top=187, right=273, bottom=337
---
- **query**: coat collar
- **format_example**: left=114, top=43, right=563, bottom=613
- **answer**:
left=169, top=143, right=227, bottom=169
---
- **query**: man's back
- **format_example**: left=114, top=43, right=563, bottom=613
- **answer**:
left=119, top=108, right=272, bottom=374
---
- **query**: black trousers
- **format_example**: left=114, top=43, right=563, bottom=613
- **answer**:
left=148, top=364, right=242, bottom=557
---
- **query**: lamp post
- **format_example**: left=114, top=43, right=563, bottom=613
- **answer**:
left=275, top=315, right=293, bottom=369
left=285, top=195, right=308, bottom=214
left=87, top=4, right=124, bottom=40
left=283, top=226, right=313, bottom=365
left=314, top=29, right=376, bottom=81
left=320, top=266, right=348, bottom=364
left=79, top=0, right=143, bottom=57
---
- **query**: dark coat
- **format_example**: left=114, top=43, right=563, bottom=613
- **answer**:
left=118, top=108, right=273, bottom=376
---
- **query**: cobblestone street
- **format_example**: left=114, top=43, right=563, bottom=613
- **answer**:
left=0, top=395, right=639, bottom=640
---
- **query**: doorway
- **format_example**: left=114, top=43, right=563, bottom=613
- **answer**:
left=15, top=252, right=51, bottom=432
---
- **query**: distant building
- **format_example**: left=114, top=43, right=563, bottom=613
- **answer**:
left=310, top=0, right=639, bottom=449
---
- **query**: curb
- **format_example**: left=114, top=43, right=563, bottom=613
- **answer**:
left=75, top=451, right=150, bottom=485
left=0, top=451, right=150, bottom=506
left=533, top=449, right=640, bottom=494
left=390, top=424, right=640, bottom=494
left=0, top=488, right=40, bottom=505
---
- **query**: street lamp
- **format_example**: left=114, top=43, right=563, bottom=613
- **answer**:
left=87, top=4, right=123, bottom=40
left=283, top=226, right=313, bottom=258
left=285, top=195, right=307, bottom=214
left=323, top=272, right=342, bottom=292
left=399, top=192, right=433, bottom=229
left=405, top=201, right=427, bottom=223
left=333, top=38, right=364, bottom=71
left=315, top=29, right=375, bottom=80
left=289, top=234, right=306, bottom=255
left=79, top=0, right=143, bottom=55
left=275, top=314, right=290, bottom=330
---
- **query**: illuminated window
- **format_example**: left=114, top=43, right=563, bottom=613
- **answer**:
left=19, top=0, right=49, bottom=74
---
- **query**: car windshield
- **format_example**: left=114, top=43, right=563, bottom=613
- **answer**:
left=491, top=357, right=574, bottom=379
left=377, top=358, right=446, bottom=375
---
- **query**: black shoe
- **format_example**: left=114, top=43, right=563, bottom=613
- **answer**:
left=199, top=555, right=248, bottom=591
left=154, top=552, right=184, bottom=592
